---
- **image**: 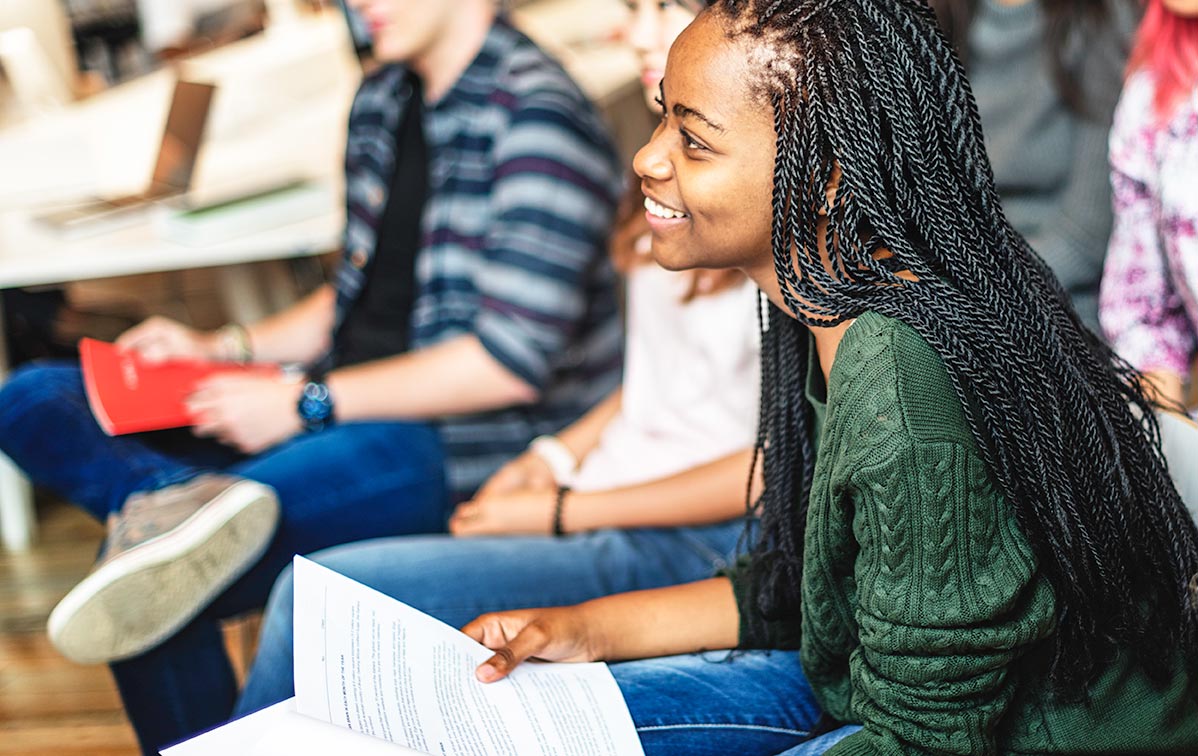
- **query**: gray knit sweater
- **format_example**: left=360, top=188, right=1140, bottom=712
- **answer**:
left=967, top=0, right=1136, bottom=332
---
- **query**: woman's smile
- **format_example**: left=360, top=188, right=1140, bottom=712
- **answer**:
left=643, top=194, right=691, bottom=233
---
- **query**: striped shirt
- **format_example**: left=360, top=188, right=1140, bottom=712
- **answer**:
left=328, top=18, right=624, bottom=498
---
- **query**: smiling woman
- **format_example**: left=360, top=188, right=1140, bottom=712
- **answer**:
left=634, top=39, right=775, bottom=274
left=462, top=1, right=1198, bottom=754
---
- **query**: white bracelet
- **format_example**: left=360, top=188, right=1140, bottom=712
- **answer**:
left=528, top=435, right=578, bottom=485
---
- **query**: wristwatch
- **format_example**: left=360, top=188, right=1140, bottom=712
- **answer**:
left=297, top=377, right=336, bottom=433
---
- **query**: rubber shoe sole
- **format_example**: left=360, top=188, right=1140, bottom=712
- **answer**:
left=47, top=480, right=280, bottom=664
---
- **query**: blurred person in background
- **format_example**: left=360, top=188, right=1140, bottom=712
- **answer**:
left=0, top=0, right=623, bottom=752
left=929, top=0, right=1140, bottom=333
left=1099, top=0, right=1198, bottom=408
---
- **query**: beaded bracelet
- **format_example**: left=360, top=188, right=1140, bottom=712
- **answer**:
left=553, top=485, right=571, bottom=537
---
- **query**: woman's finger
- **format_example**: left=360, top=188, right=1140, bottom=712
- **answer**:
left=462, top=611, right=520, bottom=647
left=448, top=508, right=474, bottom=535
left=451, top=518, right=490, bottom=537
left=475, top=620, right=549, bottom=683
left=475, top=467, right=521, bottom=499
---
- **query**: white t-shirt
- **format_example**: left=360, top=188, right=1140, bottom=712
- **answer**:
left=571, top=262, right=761, bottom=492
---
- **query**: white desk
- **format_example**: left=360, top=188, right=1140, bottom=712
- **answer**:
left=0, top=13, right=358, bottom=551
left=0, top=1, right=642, bottom=551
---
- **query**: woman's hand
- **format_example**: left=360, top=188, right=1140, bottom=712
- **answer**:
left=466, top=580, right=740, bottom=682
left=116, top=316, right=221, bottom=364
left=187, top=374, right=304, bottom=454
left=1143, top=369, right=1187, bottom=411
left=473, top=451, right=557, bottom=499
left=463, top=605, right=601, bottom=683
left=448, top=489, right=560, bottom=536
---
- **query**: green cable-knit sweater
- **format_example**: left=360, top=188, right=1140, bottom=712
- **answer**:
left=726, top=311, right=1198, bottom=754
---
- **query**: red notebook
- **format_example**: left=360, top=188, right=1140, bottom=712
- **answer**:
left=79, top=337, right=281, bottom=436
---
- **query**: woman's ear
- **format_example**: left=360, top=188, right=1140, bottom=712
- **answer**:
left=816, top=162, right=844, bottom=218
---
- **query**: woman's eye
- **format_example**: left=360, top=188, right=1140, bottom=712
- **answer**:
left=680, top=128, right=704, bottom=152
left=653, top=95, right=667, bottom=120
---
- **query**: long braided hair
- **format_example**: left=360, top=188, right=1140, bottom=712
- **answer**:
left=714, top=0, right=1198, bottom=694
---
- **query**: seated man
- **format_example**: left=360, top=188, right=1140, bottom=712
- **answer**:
left=0, top=0, right=623, bottom=752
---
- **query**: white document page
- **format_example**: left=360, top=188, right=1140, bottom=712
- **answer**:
left=161, top=698, right=416, bottom=756
left=292, top=556, right=645, bottom=756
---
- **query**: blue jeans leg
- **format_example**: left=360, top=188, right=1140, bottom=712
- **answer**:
left=776, top=726, right=863, bottom=755
left=0, top=362, right=214, bottom=518
left=612, top=651, right=825, bottom=756
left=235, top=519, right=746, bottom=716
left=109, top=421, right=450, bottom=756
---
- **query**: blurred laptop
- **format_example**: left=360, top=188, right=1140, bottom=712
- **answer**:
left=36, top=79, right=217, bottom=234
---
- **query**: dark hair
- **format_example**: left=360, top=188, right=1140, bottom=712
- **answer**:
left=926, top=0, right=1112, bottom=115
left=712, top=0, right=1198, bottom=695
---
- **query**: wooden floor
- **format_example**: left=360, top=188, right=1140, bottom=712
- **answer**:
left=0, top=497, right=260, bottom=756
left=0, top=280, right=284, bottom=756
left=0, top=497, right=140, bottom=756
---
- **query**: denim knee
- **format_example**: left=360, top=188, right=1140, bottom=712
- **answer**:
left=0, top=361, right=82, bottom=432
left=234, top=562, right=299, bottom=716
left=262, top=561, right=297, bottom=630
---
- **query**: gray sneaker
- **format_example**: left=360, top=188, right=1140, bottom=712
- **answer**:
left=47, top=474, right=280, bottom=664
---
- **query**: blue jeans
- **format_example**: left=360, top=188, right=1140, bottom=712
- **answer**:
left=613, top=652, right=861, bottom=755
left=236, top=521, right=747, bottom=714
left=0, top=362, right=450, bottom=755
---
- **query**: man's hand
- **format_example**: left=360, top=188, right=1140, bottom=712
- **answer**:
left=117, top=316, right=221, bottom=364
left=449, top=488, right=560, bottom=536
left=187, top=374, right=304, bottom=454
left=472, top=452, right=557, bottom=500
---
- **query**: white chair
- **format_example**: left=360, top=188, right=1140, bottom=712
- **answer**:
left=1158, top=410, right=1198, bottom=523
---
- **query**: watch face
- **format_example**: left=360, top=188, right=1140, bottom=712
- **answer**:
left=303, top=382, right=330, bottom=403
left=299, top=381, right=334, bottom=424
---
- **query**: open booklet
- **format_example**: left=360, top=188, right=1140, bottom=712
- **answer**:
left=163, top=557, right=645, bottom=756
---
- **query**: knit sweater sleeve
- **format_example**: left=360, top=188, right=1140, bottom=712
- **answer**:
left=826, top=437, right=1056, bottom=755
left=721, top=553, right=804, bottom=650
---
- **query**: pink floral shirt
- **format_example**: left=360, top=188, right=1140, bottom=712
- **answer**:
left=1099, top=71, right=1198, bottom=376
